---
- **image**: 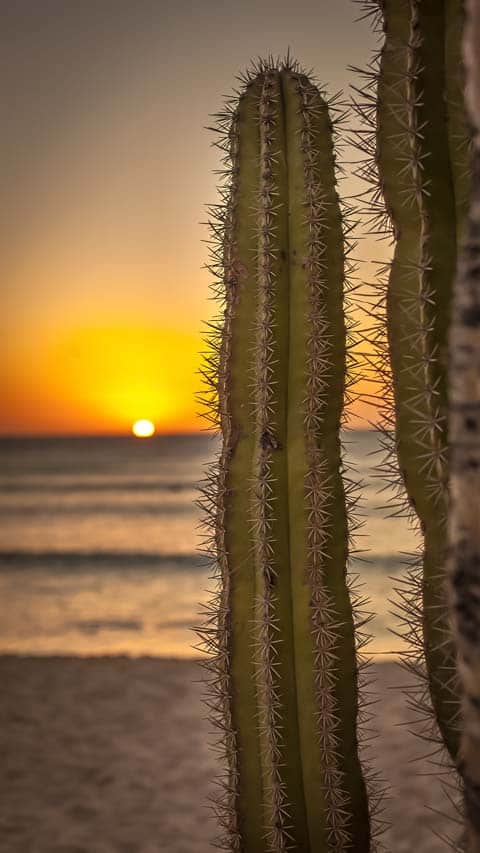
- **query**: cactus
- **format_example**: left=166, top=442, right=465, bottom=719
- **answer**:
left=448, top=0, right=480, bottom=848
left=351, top=0, right=472, bottom=765
left=197, top=56, right=375, bottom=851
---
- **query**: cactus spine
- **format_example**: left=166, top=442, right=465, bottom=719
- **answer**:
left=449, top=0, right=480, bottom=848
left=354, top=0, right=471, bottom=763
left=199, top=57, right=372, bottom=851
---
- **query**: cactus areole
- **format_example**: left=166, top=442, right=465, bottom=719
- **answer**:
left=199, top=58, right=371, bottom=852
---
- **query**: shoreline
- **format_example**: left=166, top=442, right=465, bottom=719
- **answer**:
left=0, top=656, right=459, bottom=852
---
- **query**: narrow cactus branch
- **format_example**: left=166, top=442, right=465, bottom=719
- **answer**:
left=448, top=1, right=480, bottom=849
left=378, top=0, right=461, bottom=763
left=351, top=0, right=472, bottom=769
left=198, top=56, right=375, bottom=851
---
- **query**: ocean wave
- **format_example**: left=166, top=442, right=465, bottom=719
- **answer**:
left=0, top=479, right=197, bottom=494
left=0, top=550, right=209, bottom=571
left=68, top=618, right=143, bottom=635
left=0, top=549, right=408, bottom=575
left=0, top=502, right=196, bottom=517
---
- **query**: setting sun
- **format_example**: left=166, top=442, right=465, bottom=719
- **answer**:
left=132, top=419, right=155, bottom=438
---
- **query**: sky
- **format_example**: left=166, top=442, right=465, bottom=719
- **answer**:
left=1, top=0, right=385, bottom=435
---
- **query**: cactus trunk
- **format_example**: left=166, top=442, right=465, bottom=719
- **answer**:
left=374, top=0, right=471, bottom=762
left=449, top=0, right=480, bottom=849
left=199, top=58, right=371, bottom=852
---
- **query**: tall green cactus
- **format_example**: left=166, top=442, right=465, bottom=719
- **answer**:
left=449, top=1, right=480, bottom=849
left=352, top=0, right=471, bottom=764
left=198, top=57, right=373, bottom=851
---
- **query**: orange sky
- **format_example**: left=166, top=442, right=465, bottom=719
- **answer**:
left=1, top=0, right=382, bottom=435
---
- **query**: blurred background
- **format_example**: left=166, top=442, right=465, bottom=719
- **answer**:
left=0, top=0, right=415, bottom=661
left=2, top=5, right=455, bottom=852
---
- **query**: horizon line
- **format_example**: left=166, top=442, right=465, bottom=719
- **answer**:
left=0, top=430, right=211, bottom=439
left=0, top=426, right=381, bottom=439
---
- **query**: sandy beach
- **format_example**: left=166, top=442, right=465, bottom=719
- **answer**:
left=0, top=657, right=460, bottom=852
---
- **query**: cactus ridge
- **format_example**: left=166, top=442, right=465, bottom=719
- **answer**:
left=196, top=54, right=386, bottom=851
left=350, top=0, right=471, bottom=782
left=252, top=70, right=294, bottom=849
left=298, top=74, right=351, bottom=851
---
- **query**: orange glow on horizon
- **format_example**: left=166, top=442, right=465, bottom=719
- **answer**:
left=1, top=321, right=207, bottom=435
left=1, top=300, right=383, bottom=436
left=0, top=319, right=381, bottom=435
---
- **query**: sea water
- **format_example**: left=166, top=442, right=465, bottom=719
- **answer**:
left=0, top=432, right=418, bottom=657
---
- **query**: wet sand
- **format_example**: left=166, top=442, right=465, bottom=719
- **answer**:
left=0, top=657, right=460, bottom=852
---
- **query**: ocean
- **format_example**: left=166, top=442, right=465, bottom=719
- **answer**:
left=0, top=432, right=418, bottom=658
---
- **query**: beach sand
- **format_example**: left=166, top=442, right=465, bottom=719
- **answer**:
left=0, top=657, right=460, bottom=852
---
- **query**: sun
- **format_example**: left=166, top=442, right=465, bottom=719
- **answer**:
left=132, top=419, right=156, bottom=438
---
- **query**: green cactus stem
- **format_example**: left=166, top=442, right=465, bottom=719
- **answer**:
left=377, top=0, right=462, bottom=763
left=198, top=57, right=373, bottom=852
left=352, top=0, right=471, bottom=764
left=449, top=1, right=480, bottom=849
